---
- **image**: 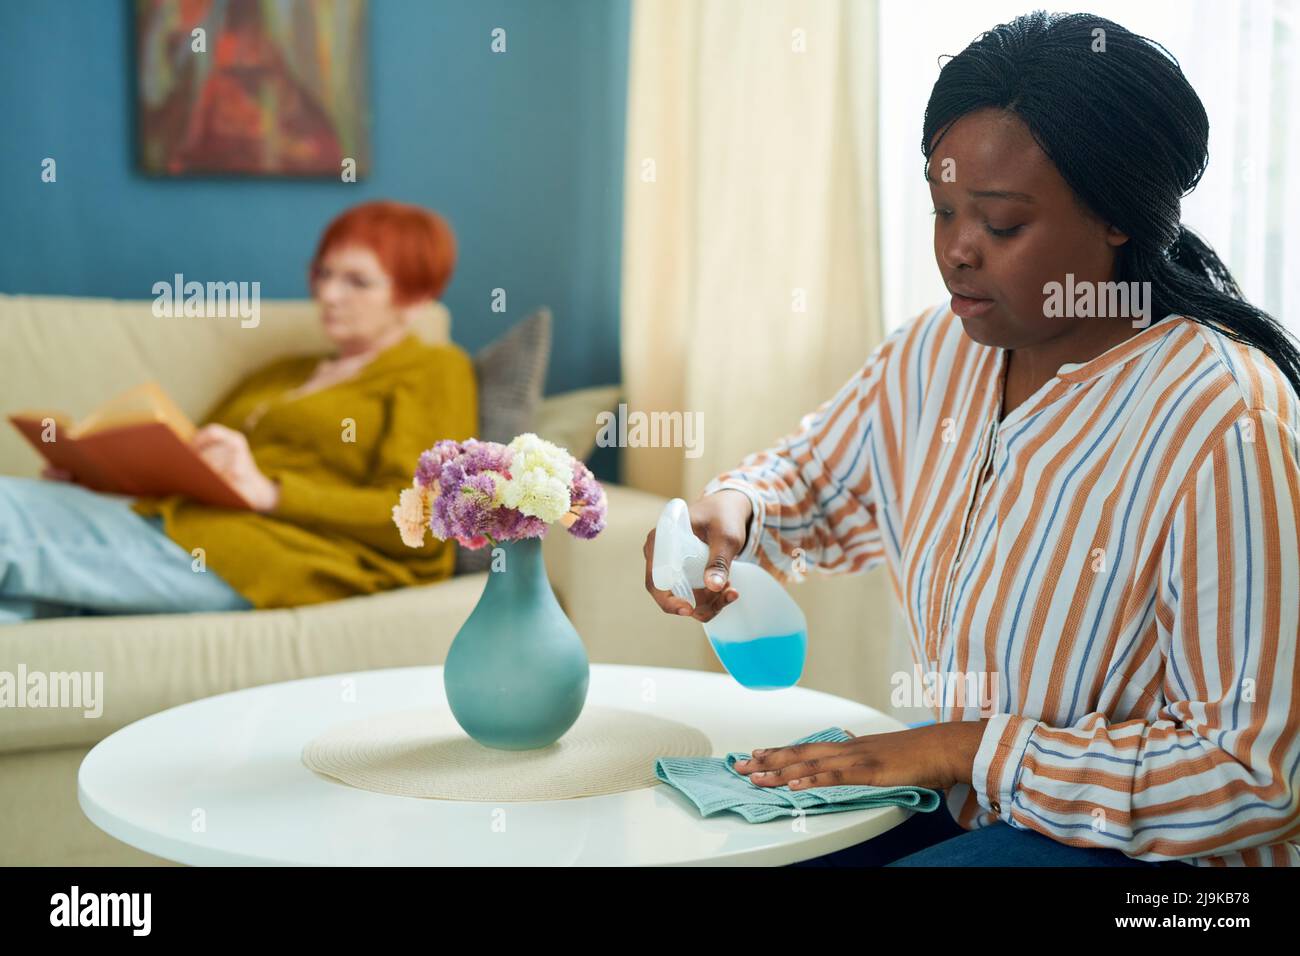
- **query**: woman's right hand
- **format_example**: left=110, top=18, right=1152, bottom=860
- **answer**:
left=191, top=423, right=280, bottom=512
left=643, top=488, right=753, bottom=623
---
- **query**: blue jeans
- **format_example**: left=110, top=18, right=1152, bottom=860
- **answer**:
left=789, top=800, right=1191, bottom=866
left=0, top=476, right=252, bottom=624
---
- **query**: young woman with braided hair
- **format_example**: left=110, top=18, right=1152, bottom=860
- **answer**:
left=644, top=11, right=1300, bottom=866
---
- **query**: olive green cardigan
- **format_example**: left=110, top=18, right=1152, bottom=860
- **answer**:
left=131, top=333, right=477, bottom=609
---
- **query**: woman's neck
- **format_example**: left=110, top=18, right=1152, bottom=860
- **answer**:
left=1001, top=318, right=1145, bottom=419
left=333, top=324, right=411, bottom=362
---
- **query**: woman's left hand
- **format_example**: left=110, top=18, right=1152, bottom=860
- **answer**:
left=734, top=720, right=989, bottom=792
left=192, top=423, right=280, bottom=513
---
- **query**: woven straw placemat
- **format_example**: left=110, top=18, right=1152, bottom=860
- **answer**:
left=301, top=705, right=712, bottom=801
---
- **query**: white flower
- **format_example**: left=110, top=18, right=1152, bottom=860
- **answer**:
left=508, top=433, right=574, bottom=485
left=499, top=465, right=571, bottom=523
left=498, top=433, right=574, bottom=523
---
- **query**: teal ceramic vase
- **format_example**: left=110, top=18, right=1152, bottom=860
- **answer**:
left=443, top=536, right=590, bottom=750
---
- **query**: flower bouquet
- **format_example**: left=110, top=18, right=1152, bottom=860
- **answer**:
left=392, top=433, right=607, bottom=751
left=393, top=433, right=607, bottom=550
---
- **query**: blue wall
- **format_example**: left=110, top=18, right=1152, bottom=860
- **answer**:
left=0, top=0, right=630, bottom=475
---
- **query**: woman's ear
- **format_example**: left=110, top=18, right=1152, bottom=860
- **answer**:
left=1105, top=223, right=1130, bottom=247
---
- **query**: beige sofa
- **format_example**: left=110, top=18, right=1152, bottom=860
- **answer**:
left=0, top=294, right=712, bottom=865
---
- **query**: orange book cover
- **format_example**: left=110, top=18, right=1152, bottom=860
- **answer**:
left=7, top=382, right=253, bottom=510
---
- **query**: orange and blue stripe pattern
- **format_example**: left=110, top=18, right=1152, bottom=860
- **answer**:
left=704, top=303, right=1300, bottom=865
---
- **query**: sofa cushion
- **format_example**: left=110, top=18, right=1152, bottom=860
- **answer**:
left=455, top=308, right=553, bottom=574
left=535, top=384, right=623, bottom=462
left=0, top=294, right=449, bottom=477
left=0, top=572, right=488, bottom=754
left=472, top=307, right=551, bottom=444
left=0, top=483, right=709, bottom=756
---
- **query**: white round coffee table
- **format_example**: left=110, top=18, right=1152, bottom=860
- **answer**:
left=78, top=664, right=913, bottom=865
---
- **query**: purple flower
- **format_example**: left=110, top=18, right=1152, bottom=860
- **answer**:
left=415, top=439, right=465, bottom=489
left=563, top=460, right=607, bottom=539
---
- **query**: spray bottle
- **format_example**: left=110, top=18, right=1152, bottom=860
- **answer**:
left=651, top=497, right=808, bottom=690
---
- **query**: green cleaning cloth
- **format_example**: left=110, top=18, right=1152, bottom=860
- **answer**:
left=654, top=726, right=942, bottom=823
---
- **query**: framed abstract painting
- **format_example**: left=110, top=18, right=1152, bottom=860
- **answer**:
left=136, top=0, right=370, bottom=177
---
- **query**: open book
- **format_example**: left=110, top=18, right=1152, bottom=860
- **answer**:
left=7, top=382, right=252, bottom=509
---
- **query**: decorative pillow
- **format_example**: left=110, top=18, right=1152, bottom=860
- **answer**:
left=534, top=384, right=623, bottom=462
left=453, top=308, right=553, bottom=575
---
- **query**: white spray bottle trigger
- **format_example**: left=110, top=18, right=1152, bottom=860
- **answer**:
left=651, top=497, right=711, bottom=608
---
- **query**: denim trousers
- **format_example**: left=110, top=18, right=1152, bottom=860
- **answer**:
left=789, top=799, right=1191, bottom=866
left=0, top=476, right=251, bottom=624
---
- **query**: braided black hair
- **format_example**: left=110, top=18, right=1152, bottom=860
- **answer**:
left=921, top=10, right=1300, bottom=397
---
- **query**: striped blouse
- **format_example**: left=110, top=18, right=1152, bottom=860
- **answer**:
left=703, top=302, right=1300, bottom=866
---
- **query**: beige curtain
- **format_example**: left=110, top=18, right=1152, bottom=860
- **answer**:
left=620, top=0, right=904, bottom=713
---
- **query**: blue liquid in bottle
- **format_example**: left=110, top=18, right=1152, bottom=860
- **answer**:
left=653, top=496, right=809, bottom=691
left=708, top=630, right=807, bottom=690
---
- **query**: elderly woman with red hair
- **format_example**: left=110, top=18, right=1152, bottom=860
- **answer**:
left=0, top=201, right=477, bottom=622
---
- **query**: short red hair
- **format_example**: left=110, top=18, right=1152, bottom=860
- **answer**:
left=310, top=200, right=457, bottom=304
